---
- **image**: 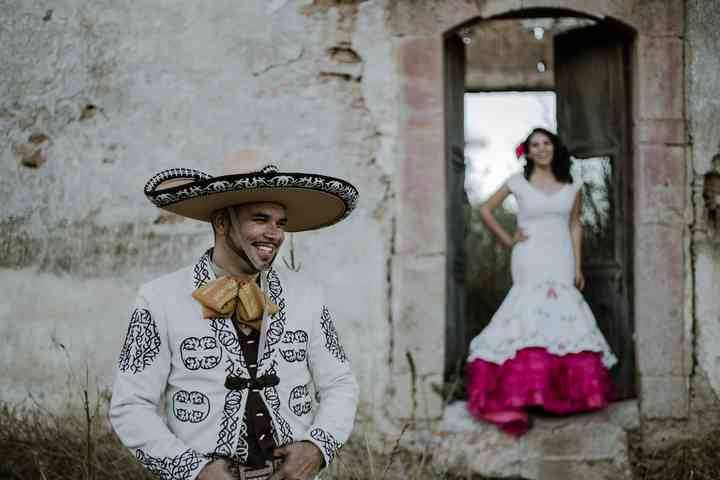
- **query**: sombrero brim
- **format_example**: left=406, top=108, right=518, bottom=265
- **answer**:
left=144, top=168, right=358, bottom=232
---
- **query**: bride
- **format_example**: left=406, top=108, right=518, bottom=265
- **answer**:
left=466, top=127, right=617, bottom=436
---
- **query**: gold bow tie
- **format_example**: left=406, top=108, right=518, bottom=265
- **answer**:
left=191, top=276, right=278, bottom=330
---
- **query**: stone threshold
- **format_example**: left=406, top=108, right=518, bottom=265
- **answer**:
left=428, top=400, right=639, bottom=480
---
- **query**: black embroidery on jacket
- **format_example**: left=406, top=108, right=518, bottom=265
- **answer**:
left=213, top=390, right=244, bottom=459
left=320, top=306, right=347, bottom=363
left=210, top=318, right=248, bottom=375
left=118, top=308, right=161, bottom=374
left=309, top=428, right=342, bottom=464
left=180, top=336, right=222, bottom=370
left=209, top=317, right=250, bottom=462
left=280, top=329, right=308, bottom=363
left=192, top=251, right=212, bottom=289
left=135, top=448, right=202, bottom=480
left=263, top=361, right=293, bottom=445
left=172, top=390, right=211, bottom=424
left=258, top=269, right=288, bottom=372
left=288, top=385, right=312, bottom=417
left=282, top=330, right=309, bottom=344
left=235, top=410, right=249, bottom=463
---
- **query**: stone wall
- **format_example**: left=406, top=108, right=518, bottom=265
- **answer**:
left=3, top=0, right=720, bottom=477
left=687, top=0, right=720, bottom=431
left=0, top=0, right=393, bottom=410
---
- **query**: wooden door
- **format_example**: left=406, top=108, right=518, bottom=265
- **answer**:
left=555, top=21, right=635, bottom=398
left=444, top=33, right=468, bottom=381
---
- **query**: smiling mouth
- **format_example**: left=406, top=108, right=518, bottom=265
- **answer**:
left=253, top=243, right=277, bottom=260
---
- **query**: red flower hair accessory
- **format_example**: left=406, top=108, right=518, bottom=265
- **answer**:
left=515, top=142, right=526, bottom=159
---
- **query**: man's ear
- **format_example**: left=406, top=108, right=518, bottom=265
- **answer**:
left=211, top=209, right=229, bottom=237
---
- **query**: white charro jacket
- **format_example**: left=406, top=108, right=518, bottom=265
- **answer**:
left=109, top=250, right=359, bottom=479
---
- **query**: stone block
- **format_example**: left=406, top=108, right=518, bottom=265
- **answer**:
left=633, top=145, right=687, bottom=376
left=529, top=422, right=626, bottom=461
left=396, top=36, right=446, bottom=257
left=632, top=0, right=685, bottom=36
left=637, top=119, right=686, bottom=145
left=637, top=35, right=684, bottom=120
left=436, top=401, right=633, bottom=479
left=635, top=145, right=686, bottom=220
left=390, top=253, right=445, bottom=368
left=395, top=129, right=446, bottom=256
left=388, top=1, right=479, bottom=37
left=694, top=245, right=720, bottom=400
left=536, top=460, right=631, bottom=480
left=640, top=375, right=689, bottom=419
left=519, top=0, right=632, bottom=21
left=476, top=0, right=522, bottom=19
left=634, top=224, right=685, bottom=376
left=398, top=36, right=442, bottom=81
left=606, top=399, right=641, bottom=430
left=386, top=253, right=446, bottom=420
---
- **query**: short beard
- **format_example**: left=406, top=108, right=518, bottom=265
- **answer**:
left=226, top=208, right=274, bottom=272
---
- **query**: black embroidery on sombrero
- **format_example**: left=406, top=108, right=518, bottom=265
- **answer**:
left=147, top=173, right=359, bottom=224
left=288, top=385, right=312, bottom=417
left=180, top=336, right=222, bottom=370
left=309, top=428, right=342, bottom=464
left=280, top=329, right=308, bottom=363
left=118, top=308, right=161, bottom=374
left=320, top=306, right=348, bottom=364
left=144, top=168, right=212, bottom=196
left=258, top=269, right=287, bottom=374
left=192, top=251, right=213, bottom=290
left=172, top=390, right=211, bottom=424
left=135, top=448, right=202, bottom=480
left=262, top=361, right=294, bottom=445
left=213, top=389, right=244, bottom=458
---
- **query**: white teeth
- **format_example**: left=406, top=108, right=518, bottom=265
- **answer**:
left=256, top=245, right=274, bottom=254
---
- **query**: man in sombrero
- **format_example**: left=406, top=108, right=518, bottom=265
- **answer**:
left=109, top=150, right=360, bottom=480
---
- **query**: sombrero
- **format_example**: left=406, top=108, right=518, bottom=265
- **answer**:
left=144, top=150, right=359, bottom=232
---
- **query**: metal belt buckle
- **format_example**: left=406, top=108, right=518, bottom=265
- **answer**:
left=238, top=464, right=274, bottom=480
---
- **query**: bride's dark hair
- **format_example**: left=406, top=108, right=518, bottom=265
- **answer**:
left=522, top=128, right=573, bottom=184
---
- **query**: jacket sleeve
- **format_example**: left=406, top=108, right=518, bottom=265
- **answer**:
left=109, top=287, right=210, bottom=480
left=299, top=298, right=359, bottom=467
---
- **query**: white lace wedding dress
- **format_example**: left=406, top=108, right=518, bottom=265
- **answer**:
left=467, top=172, right=617, bottom=368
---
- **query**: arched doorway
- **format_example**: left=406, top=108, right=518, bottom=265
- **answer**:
left=445, top=10, right=636, bottom=399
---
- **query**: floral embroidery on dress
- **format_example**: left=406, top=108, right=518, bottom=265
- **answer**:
left=468, top=280, right=618, bottom=368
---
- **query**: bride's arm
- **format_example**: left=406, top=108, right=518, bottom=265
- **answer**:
left=479, top=184, right=525, bottom=248
left=570, top=190, right=585, bottom=290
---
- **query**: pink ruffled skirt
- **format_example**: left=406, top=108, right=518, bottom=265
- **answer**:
left=466, top=347, right=615, bottom=436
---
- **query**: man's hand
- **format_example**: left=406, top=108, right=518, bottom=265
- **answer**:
left=197, top=458, right=235, bottom=480
left=269, top=442, right=323, bottom=480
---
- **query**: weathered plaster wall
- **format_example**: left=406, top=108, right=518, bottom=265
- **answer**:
left=0, top=0, right=394, bottom=410
left=4, top=1, right=720, bottom=477
left=687, top=0, right=720, bottom=428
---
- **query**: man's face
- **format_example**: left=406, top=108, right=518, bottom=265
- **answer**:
left=227, top=202, right=287, bottom=271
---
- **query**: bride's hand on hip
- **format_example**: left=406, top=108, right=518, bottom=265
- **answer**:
left=574, top=269, right=585, bottom=291
left=510, top=228, right=529, bottom=246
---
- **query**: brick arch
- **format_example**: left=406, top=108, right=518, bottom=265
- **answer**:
left=390, top=0, right=687, bottom=424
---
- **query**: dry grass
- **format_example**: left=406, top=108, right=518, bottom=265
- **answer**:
left=631, top=430, right=720, bottom=480
left=2, top=400, right=720, bottom=480
left=0, top=403, right=492, bottom=480
left=0, top=403, right=152, bottom=480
